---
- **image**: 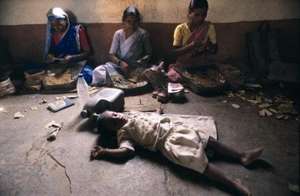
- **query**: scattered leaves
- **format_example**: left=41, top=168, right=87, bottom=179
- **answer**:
left=232, top=104, right=240, bottom=109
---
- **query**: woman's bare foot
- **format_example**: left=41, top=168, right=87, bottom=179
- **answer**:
left=234, top=179, right=252, bottom=196
left=152, top=90, right=158, bottom=98
left=241, top=147, right=264, bottom=166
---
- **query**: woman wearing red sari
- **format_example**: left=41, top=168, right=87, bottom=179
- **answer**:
left=167, top=0, right=217, bottom=82
left=146, top=0, right=218, bottom=101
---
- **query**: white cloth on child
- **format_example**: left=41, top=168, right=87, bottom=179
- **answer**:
left=117, top=111, right=217, bottom=173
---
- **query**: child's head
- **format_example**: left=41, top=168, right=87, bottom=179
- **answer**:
left=188, top=0, right=208, bottom=25
left=122, top=6, right=141, bottom=31
left=96, top=111, right=128, bottom=133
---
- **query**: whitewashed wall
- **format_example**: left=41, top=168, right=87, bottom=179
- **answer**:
left=0, top=0, right=300, bottom=25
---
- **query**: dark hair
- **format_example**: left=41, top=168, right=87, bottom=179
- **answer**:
left=122, top=5, right=141, bottom=23
left=94, top=114, right=118, bottom=148
left=189, top=0, right=208, bottom=13
left=94, top=113, right=105, bottom=133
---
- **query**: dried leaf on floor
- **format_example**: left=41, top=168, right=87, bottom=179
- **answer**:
left=288, top=183, right=300, bottom=193
left=236, top=94, right=246, bottom=101
left=277, top=103, right=297, bottom=115
left=247, top=99, right=260, bottom=104
left=45, top=121, right=64, bottom=142
left=184, top=89, right=190, bottom=93
left=244, top=83, right=262, bottom=89
left=88, top=86, right=100, bottom=95
left=66, top=95, right=78, bottom=99
left=0, top=107, right=8, bottom=113
left=255, top=96, right=262, bottom=103
left=264, top=98, right=273, bottom=103
left=259, top=103, right=271, bottom=109
left=232, top=104, right=240, bottom=109
left=259, top=109, right=272, bottom=117
left=276, top=114, right=289, bottom=120
left=45, top=121, right=63, bottom=129
left=14, top=112, right=25, bottom=119
left=269, top=108, right=278, bottom=114
left=30, top=106, right=38, bottom=111
left=227, top=92, right=234, bottom=98
left=39, top=98, right=47, bottom=104
left=238, top=90, right=246, bottom=94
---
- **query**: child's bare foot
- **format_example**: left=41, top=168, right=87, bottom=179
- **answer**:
left=234, top=179, right=252, bottom=196
left=241, top=147, right=264, bottom=166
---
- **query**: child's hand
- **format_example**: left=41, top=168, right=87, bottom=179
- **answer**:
left=90, top=146, right=106, bottom=161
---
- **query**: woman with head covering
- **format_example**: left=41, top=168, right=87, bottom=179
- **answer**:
left=92, top=5, right=152, bottom=86
left=43, top=7, right=91, bottom=89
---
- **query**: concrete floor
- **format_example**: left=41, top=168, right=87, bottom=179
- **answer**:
left=0, top=92, right=299, bottom=196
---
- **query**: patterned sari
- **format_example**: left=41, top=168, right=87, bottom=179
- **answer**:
left=168, top=22, right=216, bottom=82
left=42, top=8, right=88, bottom=90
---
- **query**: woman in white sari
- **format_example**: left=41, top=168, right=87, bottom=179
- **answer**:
left=92, top=6, right=152, bottom=86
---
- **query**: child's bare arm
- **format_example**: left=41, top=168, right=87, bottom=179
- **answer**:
left=90, top=146, right=135, bottom=161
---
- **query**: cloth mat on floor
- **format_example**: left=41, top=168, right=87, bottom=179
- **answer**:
left=125, top=93, right=161, bottom=112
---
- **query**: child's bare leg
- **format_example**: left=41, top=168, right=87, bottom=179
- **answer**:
left=207, top=137, right=263, bottom=166
left=203, top=163, right=251, bottom=196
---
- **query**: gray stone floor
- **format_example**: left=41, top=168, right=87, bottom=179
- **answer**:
left=0, top=92, right=299, bottom=196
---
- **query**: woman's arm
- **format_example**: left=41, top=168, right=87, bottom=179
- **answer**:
left=137, top=31, right=152, bottom=64
left=63, top=26, right=91, bottom=63
left=63, top=51, right=90, bottom=63
left=205, top=42, right=218, bottom=54
left=109, top=53, right=122, bottom=66
left=171, top=42, right=195, bottom=57
left=109, top=54, right=129, bottom=76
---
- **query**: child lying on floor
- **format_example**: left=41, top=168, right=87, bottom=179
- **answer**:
left=90, top=111, right=263, bottom=195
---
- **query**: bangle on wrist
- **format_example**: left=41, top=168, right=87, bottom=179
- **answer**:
left=118, top=59, right=122, bottom=65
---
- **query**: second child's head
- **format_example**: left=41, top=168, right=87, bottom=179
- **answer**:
left=188, top=0, right=208, bottom=25
left=122, top=6, right=141, bottom=31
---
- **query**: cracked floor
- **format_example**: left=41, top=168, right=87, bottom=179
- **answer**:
left=0, top=92, right=299, bottom=196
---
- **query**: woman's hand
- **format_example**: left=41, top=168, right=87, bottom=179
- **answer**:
left=45, top=54, right=56, bottom=64
left=61, top=55, right=73, bottom=64
left=136, top=55, right=150, bottom=65
left=120, top=61, right=129, bottom=76
left=190, top=40, right=207, bottom=56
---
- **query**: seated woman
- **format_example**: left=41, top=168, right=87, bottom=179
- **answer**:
left=43, top=7, right=91, bottom=90
left=167, top=0, right=217, bottom=83
left=143, top=0, right=219, bottom=101
left=92, top=6, right=152, bottom=87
